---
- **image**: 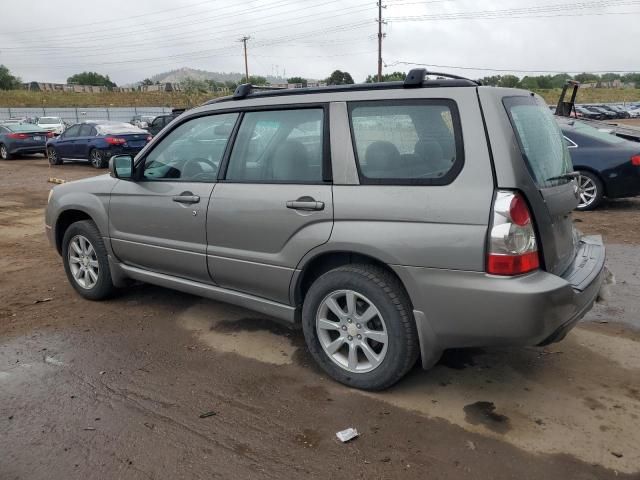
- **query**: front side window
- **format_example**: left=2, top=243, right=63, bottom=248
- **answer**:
left=504, top=96, right=573, bottom=188
left=225, top=108, right=324, bottom=183
left=143, top=113, right=238, bottom=182
left=349, top=101, right=462, bottom=184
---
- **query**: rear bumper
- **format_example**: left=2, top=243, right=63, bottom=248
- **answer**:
left=393, top=236, right=606, bottom=367
left=9, top=144, right=46, bottom=154
left=100, top=146, right=145, bottom=158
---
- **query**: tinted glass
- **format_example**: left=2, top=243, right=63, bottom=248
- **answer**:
left=79, top=124, right=93, bottom=136
left=350, top=102, right=460, bottom=182
left=143, top=113, right=238, bottom=182
left=504, top=97, right=573, bottom=187
left=226, top=109, right=323, bottom=183
left=64, top=125, right=81, bottom=137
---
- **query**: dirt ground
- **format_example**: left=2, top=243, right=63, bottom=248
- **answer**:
left=1, top=157, right=640, bottom=479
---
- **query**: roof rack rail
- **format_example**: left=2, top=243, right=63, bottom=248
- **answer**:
left=404, top=68, right=480, bottom=87
left=233, top=83, right=287, bottom=100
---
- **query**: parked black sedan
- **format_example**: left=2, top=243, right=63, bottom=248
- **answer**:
left=558, top=118, right=640, bottom=210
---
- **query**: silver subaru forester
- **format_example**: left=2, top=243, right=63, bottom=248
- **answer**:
left=45, top=70, right=605, bottom=390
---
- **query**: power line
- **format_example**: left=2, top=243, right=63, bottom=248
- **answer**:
left=388, top=61, right=640, bottom=74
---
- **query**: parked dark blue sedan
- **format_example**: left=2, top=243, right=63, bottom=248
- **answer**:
left=0, top=123, right=53, bottom=159
left=558, top=118, right=640, bottom=210
left=46, top=120, right=151, bottom=168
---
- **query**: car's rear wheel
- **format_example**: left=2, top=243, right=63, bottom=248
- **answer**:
left=62, top=220, right=115, bottom=300
left=47, top=146, right=62, bottom=165
left=302, top=264, right=419, bottom=390
left=0, top=144, right=12, bottom=160
left=576, top=170, right=604, bottom=211
left=89, top=149, right=107, bottom=169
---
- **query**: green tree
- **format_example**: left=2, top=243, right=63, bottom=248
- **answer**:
left=325, top=70, right=354, bottom=85
left=498, top=75, right=521, bottom=88
left=287, top=76, right=307, bottom=86
left=0, top=65, right=22, bottom=90
left=479, top=75, right=502, bottom=87
left=621, top=73, right=640, bottom=85
left=550, top=73, right=572, bottom=88
left=573, top=72, right=600, bottom=84
left=141, top=78, right=153, bottom=86
left=364, top=71, right=406, bottom=83
left=248, top=75, right=267, bottom=85
left=67, top=71, right=116, bottom=88
left=519, top=76, right=539, bottom=90
left=600, top=73, right=621, bottom=82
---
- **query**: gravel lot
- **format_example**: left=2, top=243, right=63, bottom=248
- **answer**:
left=1, top=156, right=639, bottom=479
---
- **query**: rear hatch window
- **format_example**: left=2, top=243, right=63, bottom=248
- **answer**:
left=503, top=96, right=573, bottom=187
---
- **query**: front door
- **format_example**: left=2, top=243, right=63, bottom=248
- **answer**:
left=207, top=107, right=333, bottom=304
left=55, top=124, right=80, bottom=158
left=109, top=112, right=239, bottom=283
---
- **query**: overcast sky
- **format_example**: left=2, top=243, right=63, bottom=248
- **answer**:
left=0, top=0, right=638, bottom=85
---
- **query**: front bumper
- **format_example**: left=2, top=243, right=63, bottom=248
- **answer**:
left=393, top=236, right=606, bottom=367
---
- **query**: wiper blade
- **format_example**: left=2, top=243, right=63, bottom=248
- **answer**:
left=546, top=172, right=579, bottom=182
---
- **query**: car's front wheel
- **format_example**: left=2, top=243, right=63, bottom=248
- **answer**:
left=302, top=264, right=420, bottom=390
left=62, top=220, right=115, bottom=300
left=89, top=149, right=107, bottom=168
left=47, top=146, right=63, bottom=165
left=0, top=143, right=12, bottom=160
left=576, top=170, right=604, bottom=211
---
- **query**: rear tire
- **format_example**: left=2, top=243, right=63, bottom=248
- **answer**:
left=302, top=264, right=420, bottom=390
left=47, top=146, right=63, bottom=165
left=0, top=144, right=12, bottom=160
left=62, top=220, right=115, bottom=300
left=89, top=149, right=107, bottom=169
left=576, top=170, right=604, bottom=211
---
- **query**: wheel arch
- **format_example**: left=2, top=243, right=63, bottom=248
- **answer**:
left=54, top=209, right=94, bottom=254
left=292, top=250, right=412, bottom=309
left=574, top=166, right=608, bottom=197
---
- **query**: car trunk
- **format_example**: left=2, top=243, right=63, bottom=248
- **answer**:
left=9, top=130, right=49, bottom=145
left=109, top=133, right=149, bottom=149
left=501, top=95, right=579, bottom=276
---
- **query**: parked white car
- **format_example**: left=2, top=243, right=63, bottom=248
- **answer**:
left=37, top=117, right=66, bottom=135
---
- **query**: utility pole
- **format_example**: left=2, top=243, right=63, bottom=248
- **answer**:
left=239, top=36, right=250, bottom=83
left=377, top=2, right=385, bottom=82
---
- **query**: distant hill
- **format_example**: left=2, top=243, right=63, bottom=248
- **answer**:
left=146, top=67, right=286, bottom=84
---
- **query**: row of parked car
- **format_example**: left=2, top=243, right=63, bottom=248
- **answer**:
left=572, top=103, right=640, bottom=119
left=0, top=111, right=182, bottom=165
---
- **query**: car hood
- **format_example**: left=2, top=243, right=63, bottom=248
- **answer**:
left=54, top=173, right=116, bottom=194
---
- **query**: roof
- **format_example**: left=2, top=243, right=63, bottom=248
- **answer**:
left=203, top=69, right=479, bottom=106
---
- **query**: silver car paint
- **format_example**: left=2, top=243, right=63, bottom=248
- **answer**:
left=45, top=84, right=605, bottom=368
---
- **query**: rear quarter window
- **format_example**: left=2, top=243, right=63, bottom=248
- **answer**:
left=503, top=96, right=573, bottom=188
left=348, top=100, right=464, bottom=185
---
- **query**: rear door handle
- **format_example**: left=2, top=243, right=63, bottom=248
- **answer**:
left=286, top=198, right=325, bottom=211
left=172, top=195, right=200, bottom=204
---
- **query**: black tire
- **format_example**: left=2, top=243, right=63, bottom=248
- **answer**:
left=89, top=149, right=107, bottom=169
left=302, top=264, right=420, bottom=390
left=62, top=220, right=115, bottom=300
left=575, top=170, right=604, bottom=211
left=47, top=146, right=63, bottom=165
left=0, top=143, right=12, bottom=160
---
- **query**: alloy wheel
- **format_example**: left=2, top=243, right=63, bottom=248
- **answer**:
left=91, top=150, right=102, bottom=168
left=0, top=145, right=8, bottom=159
left=68, top=234, right=99, bottom=289
left=316, top=290, right=388, bottom=373
left=48, top=148, right=57, bottom=164
left=577, top=174, right=598, bottom=209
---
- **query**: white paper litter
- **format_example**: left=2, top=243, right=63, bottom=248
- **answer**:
left=336, top=428, right=359, bottom=443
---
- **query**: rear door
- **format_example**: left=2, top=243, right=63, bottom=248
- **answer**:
left=206, top=106, right=333, bottom=304
left=74, top=124, right=95, bottom=158
left=480, top=89, right=578, bottom=275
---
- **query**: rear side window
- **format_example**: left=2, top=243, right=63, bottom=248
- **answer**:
left=504, top=96, right=573, bottom=188
left=349, top=100, right=463, bottom=185
left=225, top=108, right=324, bottom=183
left=79, top=124, right=93, bottom=136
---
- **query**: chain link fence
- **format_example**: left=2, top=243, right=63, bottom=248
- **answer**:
left=0, top=106, right=173, bottom=124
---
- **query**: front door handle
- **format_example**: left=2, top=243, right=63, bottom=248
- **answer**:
left=286, top=197, right=325, bottom=211
left=172, top=194, right=200, bottom=204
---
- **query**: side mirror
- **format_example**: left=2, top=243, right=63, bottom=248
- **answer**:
left=109, top=155, right=134, bottom=179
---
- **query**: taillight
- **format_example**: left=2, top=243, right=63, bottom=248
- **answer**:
left=631, top=155, right=640, bottom=166
left=105, top=136, right=126, bottom=145
left=46, top=132, right=54, bottom=138
left=7, top=133, right=28, bottom=139
left=487, top=191, right=540, bottom=276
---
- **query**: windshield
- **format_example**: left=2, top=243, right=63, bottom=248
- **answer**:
left=504, top=96, right=573, bottom=188
left=38, top=117, right=60, bottom=125
left=570, top=120, right=626, bottom=145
